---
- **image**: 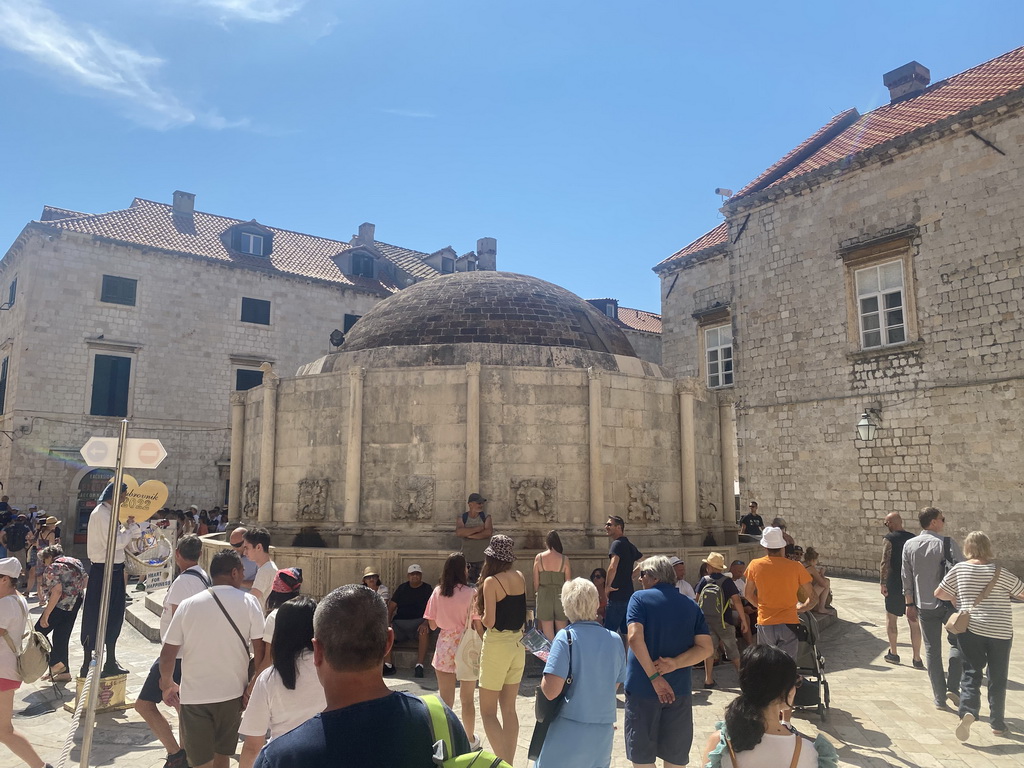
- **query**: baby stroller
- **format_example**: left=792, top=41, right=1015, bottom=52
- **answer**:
left=791, top=612, right=830, bottom=720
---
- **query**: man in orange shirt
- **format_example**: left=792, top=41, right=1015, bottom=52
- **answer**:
left=744, top=526, right=816, bottom=659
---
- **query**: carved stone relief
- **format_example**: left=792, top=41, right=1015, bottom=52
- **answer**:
left=510, top=477, right=557, bottom=521
left=297, top=478, right=330, bottom=521
left=243, top=480, right=260, bottom=518
left=627, top=481, right=661, bottom=522
left=698, top=484, right=719, bottom=523
left=394, top=475, right=435, bottom=520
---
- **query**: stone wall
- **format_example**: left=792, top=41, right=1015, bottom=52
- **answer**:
left=622, top=329, right=662, bottom=366
left=660, top=106, right=1024, bottom=574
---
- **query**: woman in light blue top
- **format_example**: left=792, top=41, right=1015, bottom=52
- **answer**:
left=536, top=577, right=626, bottom=768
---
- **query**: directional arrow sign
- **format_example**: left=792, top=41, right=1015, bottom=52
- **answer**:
left=80, top=437, right=168, bottom=469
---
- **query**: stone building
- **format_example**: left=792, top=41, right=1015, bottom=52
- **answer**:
left=586, top=298, right=663, bottom=365
left=230, top=271, right=738, bottom=562
left=0, top=191, right=496, bottom=541
left=655, top=48, right=1024, bottom=574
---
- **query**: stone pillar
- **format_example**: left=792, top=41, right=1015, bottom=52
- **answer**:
left=465, top=362, right=481, bottom=497
left=677, top=379, right=698, bottom=527
left=228, top=392, right=246, bottom=521
left=718, top=394, right=737, bottom=536
left=588, top=367, right=605, bottom=528
left=258, top=364, right=278, bottom=524
left=344, top=367, right=366, bottom=526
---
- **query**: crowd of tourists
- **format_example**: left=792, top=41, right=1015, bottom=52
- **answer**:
left=0, top=488, right=1020, bottom=768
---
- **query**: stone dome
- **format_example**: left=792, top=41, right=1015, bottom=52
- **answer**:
left=340, top=271, right=638, bottom=357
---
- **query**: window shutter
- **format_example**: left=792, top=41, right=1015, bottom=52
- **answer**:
left=90, top=355, right=131, bottom=417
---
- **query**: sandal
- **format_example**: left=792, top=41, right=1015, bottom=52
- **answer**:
left=50, top=673, right=72, bottom=683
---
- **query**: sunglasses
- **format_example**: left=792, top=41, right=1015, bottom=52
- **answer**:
left=640, top=570, right=652, bottom=578
left=230, top=541, right=244, bottom=548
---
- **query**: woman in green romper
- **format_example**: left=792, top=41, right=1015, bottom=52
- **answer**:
left=533, top=530, right=572, bottom=642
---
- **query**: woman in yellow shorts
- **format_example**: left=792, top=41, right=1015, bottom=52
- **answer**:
left=476, top=535, right=526, bottom=765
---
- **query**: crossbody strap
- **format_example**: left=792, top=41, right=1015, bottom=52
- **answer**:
left=207, top=588, right=250, bottom=657
left=2, top=598, right=29, bottom=656
left=788, top=732, right=803, bottom=768
left=564, top=628, right=574, bottom=686
left=970, top=566, right=1002, bottom=609
left=182, top=569, right=212, bottom=588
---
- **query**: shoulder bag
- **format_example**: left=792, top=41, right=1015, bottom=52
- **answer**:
left=726, top=729, right=802, bottom=768
left=207, top=588, right=256, bottom=679
left=453, top=590, right=482, bottom=681
left=945, top=566, right=1001, bottom=635
left=2, top=598, right=51, bottom=683
left=528, top=627, right=573, bottom=761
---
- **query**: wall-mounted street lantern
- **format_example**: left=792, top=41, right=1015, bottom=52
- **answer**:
left=856, top=408, right=881, bottom=441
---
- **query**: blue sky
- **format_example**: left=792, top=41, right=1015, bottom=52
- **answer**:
left=0, top=1, right=1020, bottom=311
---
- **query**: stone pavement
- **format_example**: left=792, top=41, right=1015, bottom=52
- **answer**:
left=3, top=576, right=1022, bottom=767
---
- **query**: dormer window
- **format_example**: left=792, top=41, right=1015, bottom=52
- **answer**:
left=467, top=260, right=477, bottom=271
left=441, top=256, right=455, bottom=274
left=352, top=252, right=375, bottom=278
left=240, top=232, right=264, bottom=256
left=228, top=221, right=273, bottom=257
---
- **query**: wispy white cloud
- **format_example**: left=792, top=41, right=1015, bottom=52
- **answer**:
left=179, top=0, right=307, bottom=23
left=382, top=109, right=437, bottom=119
left=0, top=0, right=240, bottom=130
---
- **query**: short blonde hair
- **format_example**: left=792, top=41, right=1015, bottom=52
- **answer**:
left=560, top=578, right=599, bottom=623
left=963, top=531, right=993, bottom=561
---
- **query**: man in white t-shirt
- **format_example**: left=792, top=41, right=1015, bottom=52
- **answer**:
left=671, top=556, right=697, bottom=601
left=135, top=535, right=210, bottom=768
left=242, top=527, right=276, bottom=612
left=160, top=549, right=264, bottom=768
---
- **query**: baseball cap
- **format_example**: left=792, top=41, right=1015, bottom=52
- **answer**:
left=468, top=493, right=486, bottom=504
left=407, top=564, right=423, bottom=574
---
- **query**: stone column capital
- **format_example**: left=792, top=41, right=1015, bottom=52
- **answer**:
left=716, top=390, right=737, bottom=406
left=588, top=366, right=601, bottom=381
left=349, top=366, right=366, bottom=381
left=229, top=392, right=247, bottom=406
left=465, top=361, right=482, bottom=376
left=675, top=377, right=702, bottom=396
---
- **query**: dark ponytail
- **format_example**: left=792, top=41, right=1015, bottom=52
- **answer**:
left=724, top=645, right=798, bottom=753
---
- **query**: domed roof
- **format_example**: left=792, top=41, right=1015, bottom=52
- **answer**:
left=341, top=271, right=637, bottom=357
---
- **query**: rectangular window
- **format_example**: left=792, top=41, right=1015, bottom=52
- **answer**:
left=467, top=261, right=477, bottom=271
left=855, top=261, right=905, bottom=348
left=352, top=252, right=374, bottom=278
left=343, top=313, right=361, bottom=333
left=441, top=256, right=455, bottom=274
left=90, top=354, right=131, bottom=417
left=705, top=324, right=733, bottom=388
left=0, top=357, right=7, bottom=414
left=7, top=278, right=16, bottom=308
left=241, top=297, right=271, bottom=325
left=240, top=232, right=264, bottom=256
left=101, top=275, right=138, bottom=306
left=235, top=368, right=263, bottom=391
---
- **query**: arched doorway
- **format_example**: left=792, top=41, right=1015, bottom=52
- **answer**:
left=75, top=468, right=114, bottom=545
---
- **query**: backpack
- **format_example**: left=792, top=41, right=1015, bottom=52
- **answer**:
left=2, top=598, right=51, bottom=682
left=423, top=694, right=511, bottom=768
left=5, top=523, right=28, bottom=553
left=697, top=576, right=728, bottom=629
left=461, top=511, right=487, bottom=525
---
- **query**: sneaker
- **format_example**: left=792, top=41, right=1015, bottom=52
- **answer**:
left=955, top=713, right=975, bottom=741
left=883, top=652, right=900, bottom=664
left=414, top=664, right=425, bottom=678
left=912, top=659, right=925, bottom=670
left=469, top=735, right=482, bottom=751
left=383, top=663, right=396, bottom=677
left=946, top=692, right=961, bottom=709
left=164, top=749, right=188, bottom=768
left=991, top=726, right=1009, bottom=737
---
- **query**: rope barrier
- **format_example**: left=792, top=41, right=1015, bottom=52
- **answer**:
left=55, top=659, right=95, bottom=768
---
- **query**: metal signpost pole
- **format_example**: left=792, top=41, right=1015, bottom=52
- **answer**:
left=79, top=418, right=129, bottom=768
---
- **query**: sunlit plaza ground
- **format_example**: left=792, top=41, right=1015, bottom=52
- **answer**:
left=3, top=575, right=1022, bottom=768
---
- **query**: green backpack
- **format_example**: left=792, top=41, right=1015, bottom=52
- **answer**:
left=423, top=695, right=512, bottom=768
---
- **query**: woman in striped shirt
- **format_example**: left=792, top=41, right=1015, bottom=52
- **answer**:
left=935, top=531, right=1024, bottom=741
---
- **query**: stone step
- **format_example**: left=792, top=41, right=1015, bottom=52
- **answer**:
left=125, top=598, right=161, bottom=643
left=144, top=588, right=166, bottom=617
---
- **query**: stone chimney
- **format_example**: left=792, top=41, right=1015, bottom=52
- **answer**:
left=476, top=237, right=497, bottom=271
left=882, top=61, right=930, bottom=103
left=357, top=222, right=375, bottom=245
left=172, top=190, right=195, bottom=215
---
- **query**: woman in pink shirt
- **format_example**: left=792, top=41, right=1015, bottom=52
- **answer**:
left=424, top=553, right=483, bottom=749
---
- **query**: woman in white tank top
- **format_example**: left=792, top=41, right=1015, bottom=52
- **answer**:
left=701, top=645, right=838, bottom=767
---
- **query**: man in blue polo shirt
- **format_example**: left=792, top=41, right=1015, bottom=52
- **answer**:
left=625, top=555, right=713, bottom=768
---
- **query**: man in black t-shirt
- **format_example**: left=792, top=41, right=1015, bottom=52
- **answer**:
left=739, top=501, right=765, bottom=540
left=604, top=516, right=642, bottom=634
left=384, top=564, right=434, bottom=677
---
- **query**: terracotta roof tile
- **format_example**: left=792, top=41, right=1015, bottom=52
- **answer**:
left=656, top=222, right=728, bottom=268
left=36, top=198, right=444, bottom=292
left=736, top=46, right=1024, bottom=198
left=40, top=205, right=88, bottom=221
left=616, top=306, right=662, bottom=334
